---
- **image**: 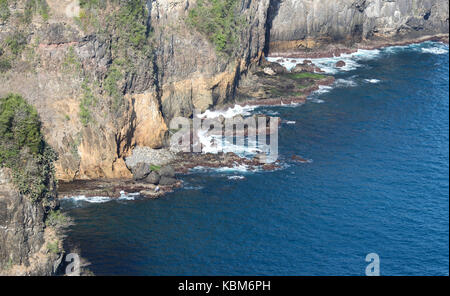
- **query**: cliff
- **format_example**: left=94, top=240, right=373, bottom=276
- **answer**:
left=0, top=0, right=271, bottom=181
left=0, top=168, right=65, bottom=275
left=268, top=0, right=449, bottom=54
left=0, top=0, right=448, bottom=181
left=0, top=94, right=65, bottom=275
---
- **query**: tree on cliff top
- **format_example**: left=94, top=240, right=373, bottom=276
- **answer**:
left=0, top=93, right=57, bottom=202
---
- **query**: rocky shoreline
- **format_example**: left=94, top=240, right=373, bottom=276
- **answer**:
left=268, top=34, right=449, bottom=59
left=59, top=150, right=283, bottom=200
left=57, top=34, right=449, bottom=202
left=58, top=58, right=336, bottom=200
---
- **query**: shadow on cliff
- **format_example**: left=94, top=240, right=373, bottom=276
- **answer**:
left=264, top=0, right=281, bottom=57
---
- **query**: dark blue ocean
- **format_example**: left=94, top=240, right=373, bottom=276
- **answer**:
left=62, top=42, right=449, bottom=276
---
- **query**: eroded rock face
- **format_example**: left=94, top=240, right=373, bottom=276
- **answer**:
left=0, top=0, right=271, bottom=181
left=0, top=169, right=62, bottom=276
left=268, top=0, right=449, bottom=54
left=1, top=0, right=448, bottom=181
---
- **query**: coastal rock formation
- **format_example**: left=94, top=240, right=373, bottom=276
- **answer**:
left=0, top=0, right=448, bottom=182
left=0, top=0, right=271, bottom=181
left=0, top=168, right=63, bottom=275
left=268, top=0, right=449, bottom=54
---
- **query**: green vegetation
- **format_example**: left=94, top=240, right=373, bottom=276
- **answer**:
left=0, top=0, right=10, bottom=21
left=0, top=94, right=57, bottom=202
left=104, top=60, right=124, bottom=114
left=114, top=0, right=148, bottom=49
left=187, top=0, right=242, bottom=55
left=45, top=210, right=69, bottom=228
left=79, top=81, right=97, bottom=126
left=62, top=46, right=82, bottom=74
left=0, top=51, right=11, bottom=73
left=74, top=1, right=152, bottom=116
left=5, top=32, right=26, bottom=56
left=74, top=0, right=104, bottom=31
left=22, top=0, right=50, bottom=23
left=0, top=31, right=27, bottom=73
left=287, top=72, right=326, bottom=80
left=46, top=240, right=60, bottom=254
left=150, top=165, right=161, bottom=172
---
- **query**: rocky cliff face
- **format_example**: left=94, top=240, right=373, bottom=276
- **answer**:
left=0, top=168, right=63, bottom=275
left=0, top=0, right=448, bottom=181
left=0, top=0, right=271, bottom=181
left=268, top=0, right=449, bottom=54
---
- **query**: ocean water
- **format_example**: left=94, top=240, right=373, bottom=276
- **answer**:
left=62, top=42, right=449, bottom=276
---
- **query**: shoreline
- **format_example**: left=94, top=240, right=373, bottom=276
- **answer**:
left=58, top=36, right=449, bottom=201
left=268, top=34, right=449, bottom=59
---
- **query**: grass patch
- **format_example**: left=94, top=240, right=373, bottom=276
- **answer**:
left=150, top=165, right=161, bottom=172
left=287, top=72, right=326, bottom=80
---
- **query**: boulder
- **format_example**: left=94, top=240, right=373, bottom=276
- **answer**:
left=159, top=165, right=175, bottom=178
left=263, top=67, right=276, bottom=76
left=292, top=63, right=316, bottom=73
left=132, top=163, right=152, bottom=181
left=159, top=176, right=178, bottom=186
left=145, top=171, right=161, bottom=185
left=336, top=60, right=346, bottom=68
left=270, top=62, right=288, bottom=74
left=292, top=155, right=309, bottom=163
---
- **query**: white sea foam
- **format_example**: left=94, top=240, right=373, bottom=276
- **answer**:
left=227, top=175, right=246, bottom=180
left=192, top=164, right=256, bottom=173
left=335, top=78, right=358, bottom=87
left=267, top=41, right=449, bottom=76
left=215, top=164, right=253, bottom=173
left=365, top=79, right=381, bottom=84
left=285, top=120, right=296, bottom=125
left=267, top=48, right=381, bottom=74
left=197, top=104, right=256, bottom=119
left=314, top=85, right=333, bottom=94
left=310, top=98, right=325, bottom=103
left=184, top=185, right=205, bottom=190
left=421, top=47, right=449, bottom=54
left=62, top=191, right=139, bottom=203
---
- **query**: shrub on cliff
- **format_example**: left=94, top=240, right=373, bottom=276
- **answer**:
left=187, top=0, right=242, bottom=55
left=0, top=0, right=10, bottom=22
left=0, top=94, right=57, bottom=202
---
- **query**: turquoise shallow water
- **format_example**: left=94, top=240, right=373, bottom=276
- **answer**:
left=62, top=42, right=449, bottom=276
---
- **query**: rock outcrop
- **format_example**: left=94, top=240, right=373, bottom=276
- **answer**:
left=0, top=168, right=63, bottom=276
left=0, top=0, right=271, bottom=181
left=268, top=0, right=449, bottom=54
